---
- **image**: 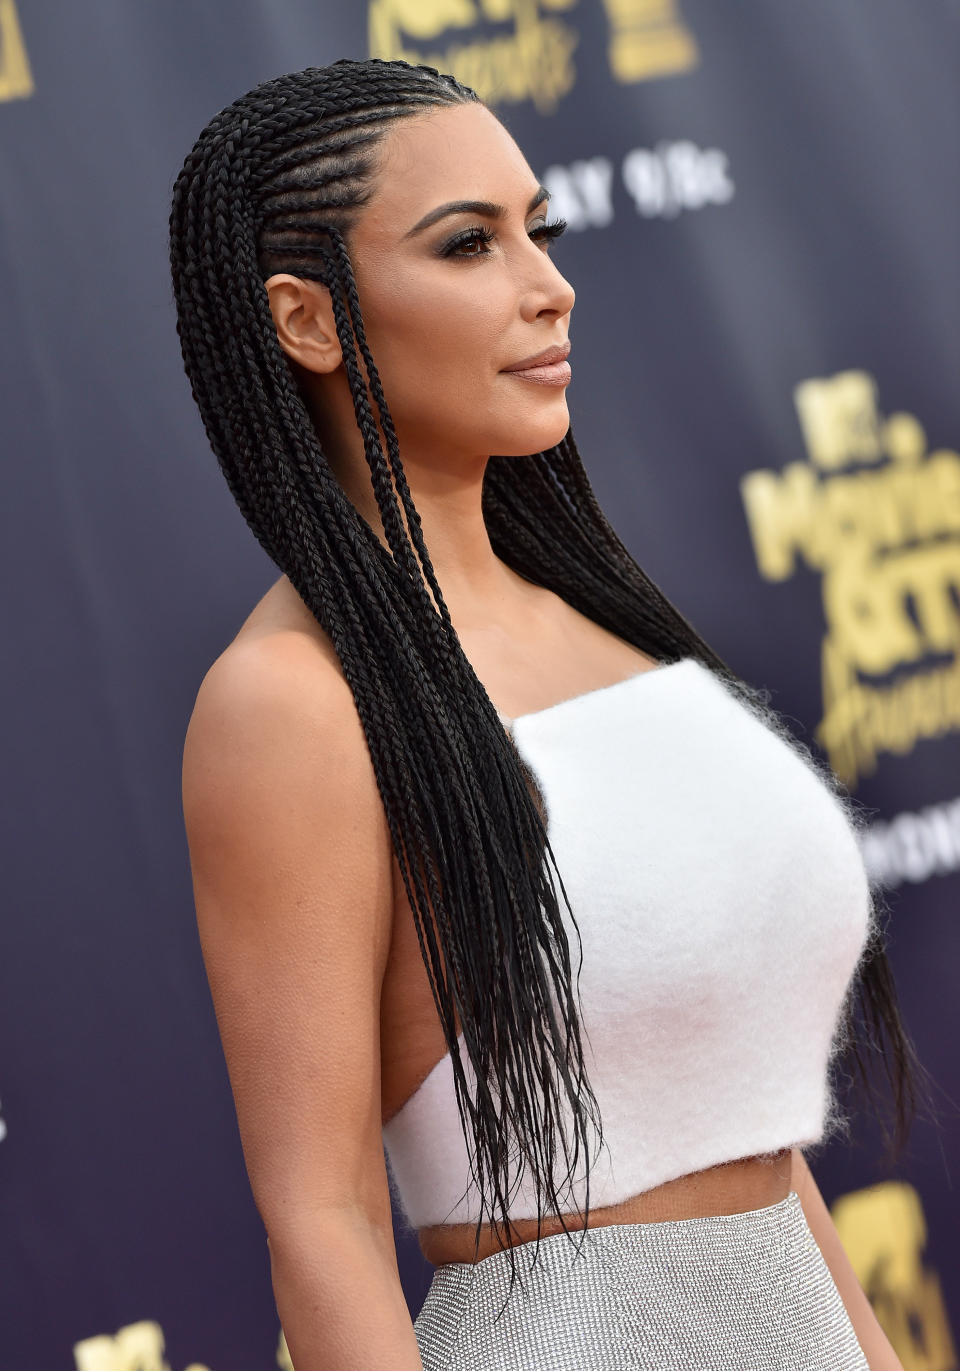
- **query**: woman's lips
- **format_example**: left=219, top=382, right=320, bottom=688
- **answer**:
left=501, top=359, right=572, bottom=386
left=499, top=350, right=573, bottom=383
left=500, top=340, right=571, bottom=387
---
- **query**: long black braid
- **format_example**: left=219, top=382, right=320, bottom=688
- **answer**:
left=169, top=57, right=929, bottom=1284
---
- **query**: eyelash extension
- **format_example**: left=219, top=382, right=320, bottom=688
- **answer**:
left=532, top=217, right=567, bottom=245
left=442, top=217, right=568, bottom=258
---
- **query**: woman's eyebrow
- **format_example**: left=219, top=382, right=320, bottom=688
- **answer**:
left=403, top=185, right=550, bottom=238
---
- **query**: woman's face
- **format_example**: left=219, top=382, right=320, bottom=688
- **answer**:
left=341, top=100, right=576, bottom=469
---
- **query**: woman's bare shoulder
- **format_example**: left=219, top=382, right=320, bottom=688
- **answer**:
left=183, top=577, right=379, bottom=843
left=190, top=575, right=353, bottom=739
left=216, top=573, right=341, bottom=679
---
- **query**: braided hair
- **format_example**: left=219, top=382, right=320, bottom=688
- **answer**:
left=169, top=56, right=926, bottom=1277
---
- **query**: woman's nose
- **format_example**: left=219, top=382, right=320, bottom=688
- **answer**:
left=520, top=257, right=575, bottom=322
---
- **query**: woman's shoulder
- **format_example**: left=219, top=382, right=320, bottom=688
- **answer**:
left=185, top=576, right=369, bottom=813
left=223, top=572, right=341, bottom=676
left=182, top=580, right=395, bottom=961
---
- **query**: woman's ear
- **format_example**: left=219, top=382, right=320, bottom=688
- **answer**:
left=264, top=273, right=343, bottom=373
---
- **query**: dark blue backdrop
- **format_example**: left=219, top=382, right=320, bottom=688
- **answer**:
left=2, top=2, right=958, bottom=1367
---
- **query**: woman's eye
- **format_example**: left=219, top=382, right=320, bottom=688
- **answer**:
left=530, top=217, right=568, bottom=248
left=441, top=217, right=568, bottom=259
left=443, top=226, right=496, bottom=258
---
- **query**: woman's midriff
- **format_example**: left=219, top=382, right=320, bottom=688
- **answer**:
left=417, top=1148, right=795, bottom=1265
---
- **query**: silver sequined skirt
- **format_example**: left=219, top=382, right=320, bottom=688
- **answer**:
left=414, top=1191, right=869, bottom=1370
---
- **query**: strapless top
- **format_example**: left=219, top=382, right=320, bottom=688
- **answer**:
left=381, top=658, right=873, bottom=1228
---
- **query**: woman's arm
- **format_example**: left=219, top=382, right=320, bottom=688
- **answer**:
left=791, top=1148, right=903, bottom=1371
left=183, top=637, right=424, bottom=1371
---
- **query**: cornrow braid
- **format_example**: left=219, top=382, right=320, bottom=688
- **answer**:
left=169, top=57, right=928, bottom=1296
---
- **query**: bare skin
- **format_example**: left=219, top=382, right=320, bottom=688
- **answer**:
left=185, top=99, right=902, bottom=1367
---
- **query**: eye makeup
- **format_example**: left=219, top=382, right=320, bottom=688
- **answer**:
left=439, top=217, right=568, bottom=259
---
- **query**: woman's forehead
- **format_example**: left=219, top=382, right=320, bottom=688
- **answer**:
left=360, top=103, right=537, bottom=234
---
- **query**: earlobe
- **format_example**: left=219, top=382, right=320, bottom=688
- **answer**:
left=263, top=272, right=342, bottom=374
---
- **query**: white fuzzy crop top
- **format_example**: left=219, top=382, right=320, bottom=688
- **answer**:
left=381, top=657, right=874, bottom=1229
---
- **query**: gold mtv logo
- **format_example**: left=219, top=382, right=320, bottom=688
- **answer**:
left=832, top=1182, right=958, bottom=1370
left=0, top=0, right=33, bottom=102
left=73, top=1319, right=210, bottom=1371
left=794, top=370, right=887, bottom=471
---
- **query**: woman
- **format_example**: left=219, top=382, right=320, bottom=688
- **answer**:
left=170, top=57, right=922, bottom=1370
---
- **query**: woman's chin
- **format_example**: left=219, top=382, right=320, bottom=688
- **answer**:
left=493, top=409, right=571, bottom=457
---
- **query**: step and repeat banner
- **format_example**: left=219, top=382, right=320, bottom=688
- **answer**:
left=2, top=1, right=957, bottom=1367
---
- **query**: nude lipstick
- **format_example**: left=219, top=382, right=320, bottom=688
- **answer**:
left=500, top=339, right=572, bottom=386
